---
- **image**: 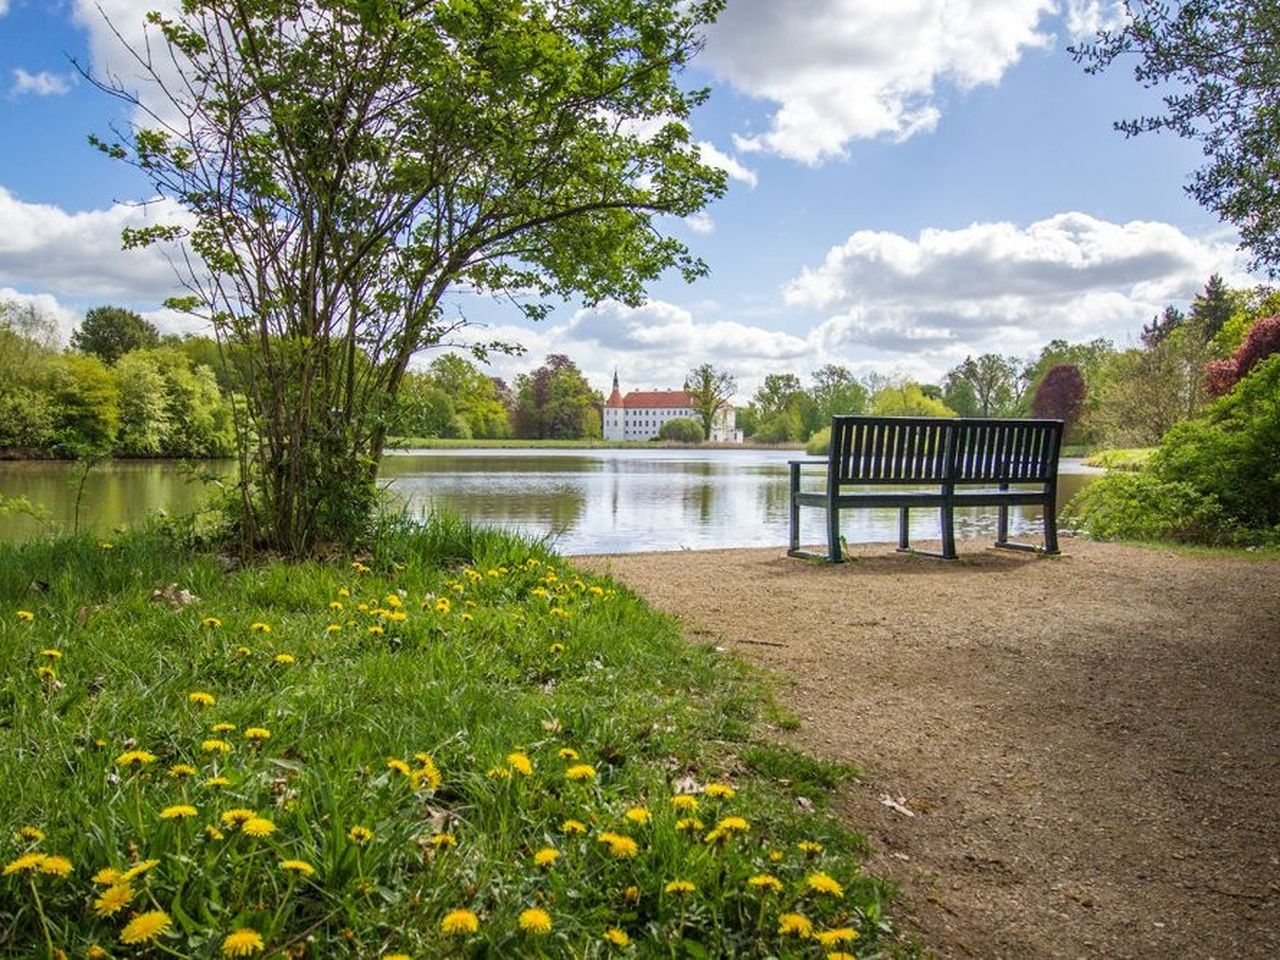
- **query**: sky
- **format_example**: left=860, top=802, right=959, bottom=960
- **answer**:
left=0, top=0, right=1256, bottom=402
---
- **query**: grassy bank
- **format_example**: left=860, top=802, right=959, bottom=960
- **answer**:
left=0, top=522, right=898, bottom=958
left=1082, top=448, right=1156, bottom=471
left=388, top=438, right=803, bottom=451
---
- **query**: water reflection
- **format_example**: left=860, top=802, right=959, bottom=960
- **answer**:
left=0, top=449, right=1099, bottom=554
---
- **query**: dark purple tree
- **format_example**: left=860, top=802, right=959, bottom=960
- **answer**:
left=1031, top=363, right=1087, bottom=431
left=1204, top=315, right=1280, bottom=397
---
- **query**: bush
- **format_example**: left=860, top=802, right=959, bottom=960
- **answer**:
left=657, top=417, right=704, bottom=443
left=1068, top=354, right=1280, bottom=544
left=805, top=426, right=830, bottom=455
left=1204, top=314, right=1280, bottom=397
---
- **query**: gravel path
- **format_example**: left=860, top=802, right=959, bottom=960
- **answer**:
left=577, top=540, right=1280, bottom=959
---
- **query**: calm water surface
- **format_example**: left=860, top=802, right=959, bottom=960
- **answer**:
left=0, top=449, right=1099, bottom=554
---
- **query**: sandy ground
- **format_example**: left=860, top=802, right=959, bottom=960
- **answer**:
left=576, top=540, right=1280, bottom=959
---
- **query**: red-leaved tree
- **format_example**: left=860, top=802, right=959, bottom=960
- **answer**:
left=1204, top=315, right=1280, bottom=397
left=1031, top=363, right=1087, bottom=431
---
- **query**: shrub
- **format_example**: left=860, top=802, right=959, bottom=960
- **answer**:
left=1068, top=354, right=1280, bottom=543
left=1204, top=314, right=1280, bottom=397
left=658, top=417, right=705, bottom=443
left=805, top=426, right=830, bottom=455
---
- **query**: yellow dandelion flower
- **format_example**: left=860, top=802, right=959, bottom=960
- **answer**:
left=220, top=808, right=256, bottom=826
left=433, top=597, right=451, bottom=615
left=768, top=849, right=785, bottom=862
left=557, top=747, right=579, bottom=761
left=387, top=758, right=411, bottom=775
left=16, top=825, right=44, bottom=842
left=159, top=805, right=198, bottom=821
left=604, top=927, right=630, bottom=947
left=440, top=909, right=479, bottom=936
left=204, top=776, right=230, bottom=788
left=507, top=751, right=533, bottom=776
left=99, top=541, right=114, bottom=549
left=597, top=832, right=638, bottom=859
left=533, top=846, right=559, bottom=867
left=384, top=955, right=410, bottom=960
left=429, top=833, right=457, bottom=849
left=221, top=928, right=265, bottom=957
left=211, top=722, right=236, bottom=733
left=814, top=928, right=859, bottom=946
left=241, top=817, right=275, bottom=838
left=249, top=622, right=271, bottom=633
left=384, top=593, right=402, bottom=608
left=798, top=840, right=824, bottom=855
left=622, top=885, right=640, bottom=903
left=278, top=859, right=315, bottom=875
left=169, top=764, right=196, bottom=778
left=565, top=763, right=596, bottom=781
left=561, top=819, right=587, bottom=835
left=273, top=653, right=295, bottom=665
left=778, top=913, right=813, bottom=938
left=202, top=739, right=231, bottom=754
left=115, top=750, right=157, bottom=768
left=235, top=645, right=252, bottom=657
left=807, top=872, right=845, bottom=897
left=549, top=607, right=569, bottom=619
left=589, top=584, right=605, bottom=596
left=36, top=665, right=56, bottom=681
left=348, top=825, right=373, bottom=844
left=368, top=624, right=384, bottom=635
left=93, top=883, right=134, bottom=917
left=204, top=826, right=225, bottom=841
left=410, top=763, right=441, bottom=792
left=624, top=806, right=650, bottom=825
left=87, top=946, right=109, bottom=959
left=747, top=874, right=783, bottom=892
left=675, top=817, right=704, bottom=832
left=715, top=815, right=750, bottom=834
left=39, top=648, right=62, bottom=659
left=703, top=782, right=735, bottom=798
left=460, top=612, right=473, bottom=622
left=120, top=859, right=160, bottom=881
left=337, top=587, right=350, bottom=597
left=244, top=727, right=270, bottom=741
left=16, top=610, right=34, bottom=622
left=671, top=794, right=699, bottom=811
left=518, top=907, right=552, bottom=935
left=487, top=765, right=512, bottom=780
left=826, top=953, right=857, bottom=960
left=120, top=910, right=171, bottom=944
left=325, top=623, right=342, bottom=632
left=201, top=617, right=222, bottom=628
left=350, top=561, right=370, bottom=573
left=664, top=879, right=695, bottom=895
left=328, top=601, right=344, bottom=611
left=357, top=602, right=370, bottom=613
left=188, top=691, right=215, bottom=707
left=548, top=642, right=565, bottom=654
left=4, top=852, right=46, bottom=875
left=91, top=867, right=122, bottom=886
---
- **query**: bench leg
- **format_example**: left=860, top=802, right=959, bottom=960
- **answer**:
left=788, top=469, right=801, bottom=554
left=1043, top=492, right=1060, bottom=555
left=897, top=507, right=910, bottom=552
left=996, top=487, right=1010, bottom=546
left=940, top=501, right=957, bottom=560
left=827, top=504, right=843, bottom=563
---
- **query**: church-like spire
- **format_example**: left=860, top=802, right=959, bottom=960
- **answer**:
left=605, top=369, right=624, bottom=408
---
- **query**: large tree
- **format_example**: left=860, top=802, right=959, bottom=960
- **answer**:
left=945, top=354, right=1018, bottom=417
left=1073, top=1, right=1280, bottom=273
left=89, top=0, right=726, bottom=553
left=809, top=364, right=868, bottom=420
left=70, top=306, right=159, bottom=365
left=513, top=355, right=602, bottom=440
left=683, top=363, right=736, bottom=439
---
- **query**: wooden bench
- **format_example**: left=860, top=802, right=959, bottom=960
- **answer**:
left=788, top=415, right=1064, bottom=562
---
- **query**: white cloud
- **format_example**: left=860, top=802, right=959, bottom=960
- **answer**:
left=10, top=69, right=73, bottom=97
left=0, top=287, right=79, bottom=343
left=791, top=212, right=1253, bottom=363
left=0, top=1, right=9, bottom=16
left=702, top=0, right=1056, bottom=164
left=0, top=187, right=191, bottom=303
left=1062, top=0, right=1127, bottom=40
left=684, top=211, right=715, bottom=234
left=696, top=141, right=758, bottom=188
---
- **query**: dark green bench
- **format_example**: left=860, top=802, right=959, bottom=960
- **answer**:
left=788, top=415, right=1064, bottom=562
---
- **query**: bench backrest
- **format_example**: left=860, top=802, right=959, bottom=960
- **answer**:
left=828, top=416, right=1062, bottom=486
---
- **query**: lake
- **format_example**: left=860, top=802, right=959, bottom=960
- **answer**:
left=0, top=448, right=1099, bottom=554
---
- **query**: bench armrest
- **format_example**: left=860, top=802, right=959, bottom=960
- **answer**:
left=787, top=458, right=829, bottom=466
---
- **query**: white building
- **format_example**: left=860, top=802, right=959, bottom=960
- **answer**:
left=602, top=373, right=741, bottom=442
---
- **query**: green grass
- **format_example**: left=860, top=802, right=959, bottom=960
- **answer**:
left=0, top=521, right=897, bottom=958
left=1082, top=448, right=1156, bottom=471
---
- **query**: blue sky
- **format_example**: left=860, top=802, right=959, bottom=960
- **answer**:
left=0, top=0, right=1251, bottom=399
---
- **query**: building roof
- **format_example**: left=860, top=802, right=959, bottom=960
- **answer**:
left=623, top=390, right=693, bottom=408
